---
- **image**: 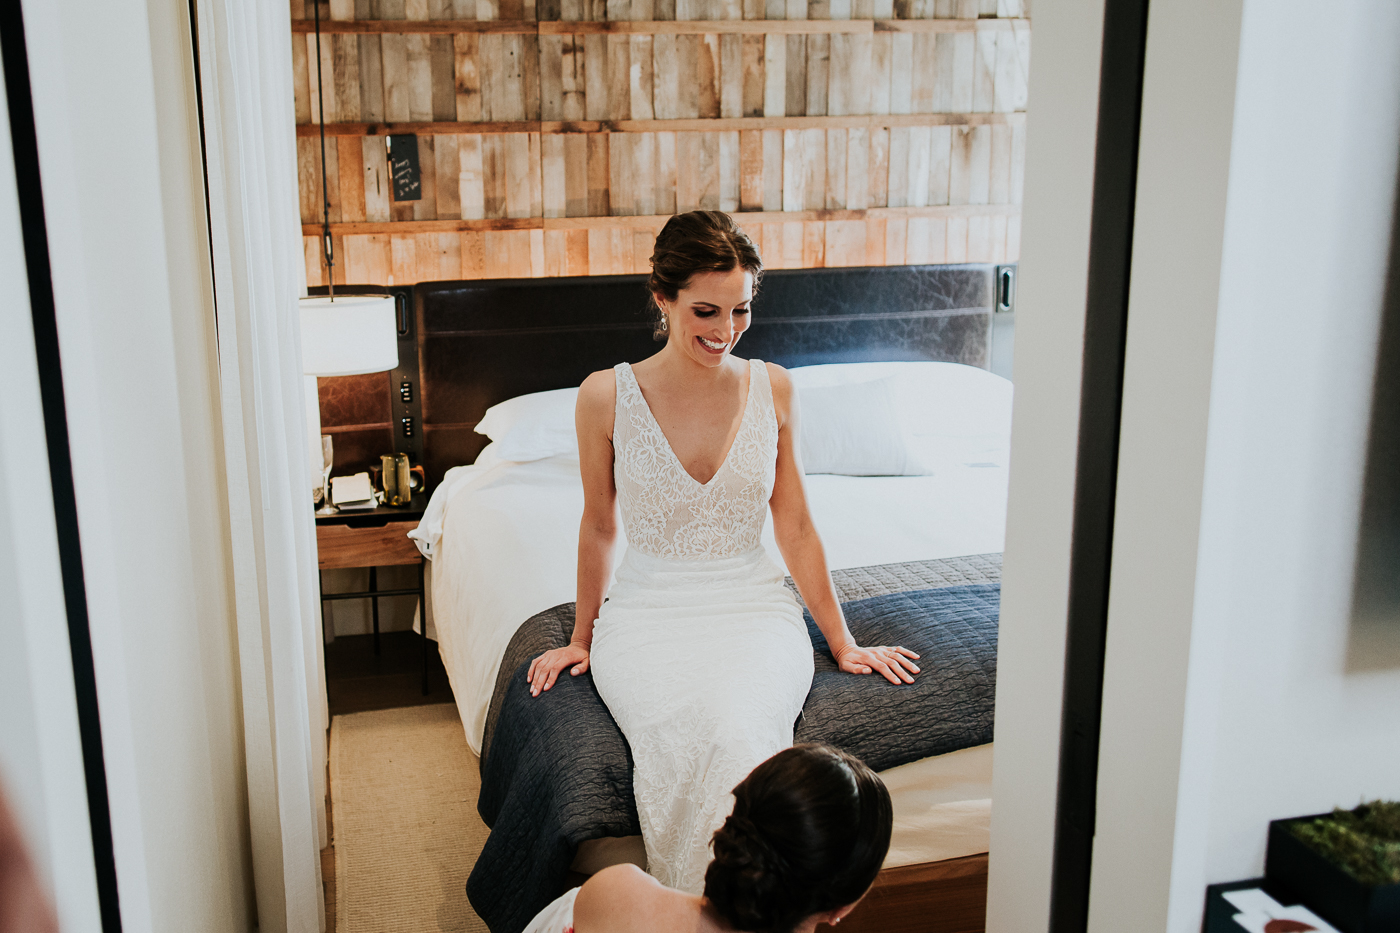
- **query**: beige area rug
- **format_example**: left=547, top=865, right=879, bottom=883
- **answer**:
left=330, top=704, right=490, bottom=933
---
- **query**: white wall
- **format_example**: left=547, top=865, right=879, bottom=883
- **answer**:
left=1084, top=0, right=1400, bottom=930
left=20, top=0, right=256, bottom=929
left=993, top=1, right=1400, bottom=928
left=1165, top=0, right=1400, bottom=925
left=985, top=1, right=1103, bottom=929
left=1084, top=0, right=1245, bottom=928
left=0, top=61, right=104, bottom=933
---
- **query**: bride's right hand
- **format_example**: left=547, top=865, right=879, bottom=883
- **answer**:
left=527, top=643, right=591, bottom=697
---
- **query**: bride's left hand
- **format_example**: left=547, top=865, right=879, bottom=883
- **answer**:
left=834, top=644, right=921, bottom=684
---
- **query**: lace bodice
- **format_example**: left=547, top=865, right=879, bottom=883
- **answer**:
left=613, top=358, right=777, bottom=560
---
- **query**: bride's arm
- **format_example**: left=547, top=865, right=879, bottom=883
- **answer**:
left=767, top=363, right=919, bottom=686
left=528, top=371, right=620, bottom=697
left=574, top=371, right=621, bottom=643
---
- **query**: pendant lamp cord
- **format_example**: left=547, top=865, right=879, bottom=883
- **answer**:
left=313, top=1, right=334, bottom=299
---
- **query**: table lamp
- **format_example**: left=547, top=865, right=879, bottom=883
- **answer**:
left=300, top=295, right=399, bottom=508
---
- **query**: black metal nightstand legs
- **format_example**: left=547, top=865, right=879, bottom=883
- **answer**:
left=316, top=493, right=430, bottom=696
left=369, top=566, right=380, bottom=655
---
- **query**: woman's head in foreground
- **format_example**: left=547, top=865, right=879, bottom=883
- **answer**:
left=648, top=211, right=763, bottom=363
left=704, top=744, right=893, bottom=933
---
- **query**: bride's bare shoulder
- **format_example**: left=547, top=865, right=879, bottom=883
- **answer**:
left=575, top=371, right=618, bottom=446
left=573, top=864, right=681, bottom=933
left=578, top=369, right=617, bottom=410
left=764, top=361, right=794, bottom=423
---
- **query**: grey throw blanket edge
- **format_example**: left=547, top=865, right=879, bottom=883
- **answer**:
left=481, top=552, right=1004, bottom=761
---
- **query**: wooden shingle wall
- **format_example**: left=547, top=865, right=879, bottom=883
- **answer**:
left=293, top=0, right=1029, bottom=284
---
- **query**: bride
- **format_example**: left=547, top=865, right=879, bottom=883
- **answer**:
left=526, top=210, right=920, bottom=893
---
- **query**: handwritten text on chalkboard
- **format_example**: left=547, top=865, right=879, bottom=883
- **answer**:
left=388, top=135, right=422, bottom=202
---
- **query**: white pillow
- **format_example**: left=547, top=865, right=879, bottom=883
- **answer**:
left=789, top=361, right=1012, bottom=440
left=475, top=387, right=579, bottom=462
left=798, top=378, right=931, bottom=476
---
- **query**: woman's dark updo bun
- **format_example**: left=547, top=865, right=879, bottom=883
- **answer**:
left=704, top=745, right=892, bottom=933
left=647, top=211, right=763, bottom=338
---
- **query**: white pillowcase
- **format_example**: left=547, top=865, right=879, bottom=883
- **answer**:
left=475, top=387, right=579, bottom=462
left=798, top=377, right=932, bottom=476
left=788, top=361, right=1013, bottom=439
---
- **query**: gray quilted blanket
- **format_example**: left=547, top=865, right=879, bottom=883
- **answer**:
left=467, top=555, right=1000, bottom=933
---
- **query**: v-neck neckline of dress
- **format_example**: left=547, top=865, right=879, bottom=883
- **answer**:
left=624, top=360, right=756, bottom=488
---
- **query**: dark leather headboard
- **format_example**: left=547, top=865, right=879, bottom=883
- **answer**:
left=416, top=264, right=996, bottom=487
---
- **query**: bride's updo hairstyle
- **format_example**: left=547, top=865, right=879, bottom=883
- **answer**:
left=647, top=211, right=763, bottom=338
left=704, top=744, right=892, bottom=933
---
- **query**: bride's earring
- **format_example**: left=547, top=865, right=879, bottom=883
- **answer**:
left=660, top=313, right=669, bottom=333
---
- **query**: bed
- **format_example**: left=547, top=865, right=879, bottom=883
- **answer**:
left=404, top=266, right=1011, bottom=933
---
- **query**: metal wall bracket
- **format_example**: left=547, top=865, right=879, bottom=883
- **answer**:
left=995, top=263, right=1018, bottom=314
left=387, top=285, right=425, bottom=469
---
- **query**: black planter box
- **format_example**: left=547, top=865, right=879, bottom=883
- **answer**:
left=1265, top=815, right=1400, bottom=933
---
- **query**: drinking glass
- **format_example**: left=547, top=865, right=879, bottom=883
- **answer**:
left=318, top=435, right=336, bottom=514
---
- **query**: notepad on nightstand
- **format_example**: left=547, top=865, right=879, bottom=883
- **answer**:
left=330, top=472, right=377, bottom=511
left=1221, top=888, right=1338, bottom=933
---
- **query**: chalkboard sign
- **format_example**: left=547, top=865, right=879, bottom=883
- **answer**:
left=388, top=135, right=422, bottom=202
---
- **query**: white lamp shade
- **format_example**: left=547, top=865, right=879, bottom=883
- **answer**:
left=300, top=295, right=399, bottom=376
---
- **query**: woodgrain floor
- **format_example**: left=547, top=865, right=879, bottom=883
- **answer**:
left=325, top=630, right=452, bottom=717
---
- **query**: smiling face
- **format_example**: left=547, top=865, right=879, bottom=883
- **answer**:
left=655, top=267, right=754, bottom=368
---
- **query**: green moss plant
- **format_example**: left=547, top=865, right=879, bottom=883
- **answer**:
left=1288, top=800, right=1400, bottom=888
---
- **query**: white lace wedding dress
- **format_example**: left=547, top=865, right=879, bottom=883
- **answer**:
left=589, top=358, right=815, bottom=894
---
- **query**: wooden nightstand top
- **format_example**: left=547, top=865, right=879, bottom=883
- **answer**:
left=314, top=493, right=427, bottom=528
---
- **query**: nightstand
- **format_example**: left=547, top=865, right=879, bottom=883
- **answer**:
left=316, top=494, right=430, bottom=694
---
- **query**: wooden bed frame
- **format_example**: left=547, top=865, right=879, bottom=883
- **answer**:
left=846, top=854, right=989, bottom=933
left=402, top=264, right=1000, bottom=930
